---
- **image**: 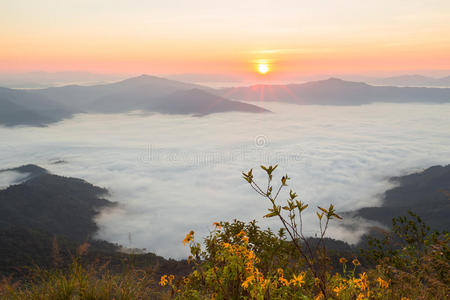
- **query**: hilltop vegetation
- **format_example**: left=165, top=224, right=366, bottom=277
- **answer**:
left=0, top=164, right=448, bottom=299
left=0, top=165, right=113, bottom=241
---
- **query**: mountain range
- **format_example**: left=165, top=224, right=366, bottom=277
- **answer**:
left=219, top=77, right=450, bottom=105
left=31, top=74, right=270, bottom=116
left=0, top=71, right=126, bottom=89
left=0, top=75, right=268, bottom=126
left=1, top=75, right=450, bottom=127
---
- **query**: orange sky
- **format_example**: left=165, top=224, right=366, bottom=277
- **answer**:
left=1, top=0, right=450, bottom=79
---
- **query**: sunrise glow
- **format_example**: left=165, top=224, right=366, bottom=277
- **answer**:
left=0, top=1, right=449, bottom=79
left=257, top=63, right=270, bottom=75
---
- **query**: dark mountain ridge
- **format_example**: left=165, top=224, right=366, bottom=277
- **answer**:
left=220, top=78, right=450, bottom=105
left=0, top=164, right=113, bottom=241
left=350, top=165, right=450, bottom=231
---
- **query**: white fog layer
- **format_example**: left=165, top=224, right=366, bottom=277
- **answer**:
left=1, top=102, right=449, bottom=258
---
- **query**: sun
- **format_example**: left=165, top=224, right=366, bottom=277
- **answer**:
left=257, top=63, right=270, bottom=74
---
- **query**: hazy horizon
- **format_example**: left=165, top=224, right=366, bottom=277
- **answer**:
left=1, top=70, right=450, bottom=89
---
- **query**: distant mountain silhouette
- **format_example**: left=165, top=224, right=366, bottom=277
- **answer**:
left=0, top=71, right=126, bottom=89
left=220, top=78, right=450, bottom=105
left=85, top=83, right=268, bottom=115
left=351, top=165, right=450, bottom=231
left=34, top=74, right=209, bottom=110
left=4, top=75, right=450, bottom=126
left=366, top=74, right=450, bottom=87
left=33, top=74, right=268, bottom=115
left=135, top=88, right=269, bottom=115
left=0, top=87, right=75, bottom=126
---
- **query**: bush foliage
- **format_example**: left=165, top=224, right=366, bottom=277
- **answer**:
left=1, top=165, right=448, bottom=299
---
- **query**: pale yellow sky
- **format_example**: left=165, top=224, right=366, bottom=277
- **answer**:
left=1, top=0, right=450, bottom=77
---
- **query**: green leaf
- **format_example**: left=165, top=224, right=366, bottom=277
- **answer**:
left=289, top=190, right=297, bottom=200
left=316, top=212, right=323, bottom=220
left=296, top=201, right=308, bottom=212
left=332, top=212, right=343, bottom=220
left=318, top=206, right=328, bottom=214
left=264, top=212, right=279, bottom=218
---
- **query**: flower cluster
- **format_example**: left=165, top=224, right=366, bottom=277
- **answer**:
left=158, top=221, right=420, bottom=299
left=159, top=274, right=174, bottom=287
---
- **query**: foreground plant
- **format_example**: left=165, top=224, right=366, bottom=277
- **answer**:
left=362, top=211, right=450, bottom=299
left=242, top=165, right=342, bottom=297
left=3, top=166, right=447, bottom=299
left=161, top=166, right=448, bottom=299
left=164, top=221, right=400, bottom=300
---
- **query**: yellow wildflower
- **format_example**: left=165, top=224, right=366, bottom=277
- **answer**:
left=261, top=279, right=270, bottom=290
left=183, top=230, right=194, bottom=245
left=333, top=284, right=345, bottom=296
left=315, top=292, right=324, bottom=300
left=356, top=293, right=365, bottom=300
left=376, top=277, right=389, bottom=289
left=352, top=258, right=361, bottom=266
left=339, top=257, right=348, bottom=264
left=279, top=276, right=290, bottom=286
left=236, top=230, right=246, bottom=238
left=358, top=272, right=368, bottom=291
left=168, top=274, right=175, bottom=284
left=159, top=275, right=168, bottom=286
left=291, top=273, right=305, bottom=287
left=241, top=275, right=254, bottom=289
left=222, top=242, right=231, bottom=249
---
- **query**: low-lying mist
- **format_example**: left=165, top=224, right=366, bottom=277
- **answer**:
left=1, top=102, right=449, bottom=258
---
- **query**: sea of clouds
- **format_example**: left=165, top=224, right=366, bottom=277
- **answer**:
left=1, top=102, right=449, bottom=258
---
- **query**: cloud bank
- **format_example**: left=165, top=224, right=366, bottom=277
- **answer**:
left=0, top=102, right=449, bottom=258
